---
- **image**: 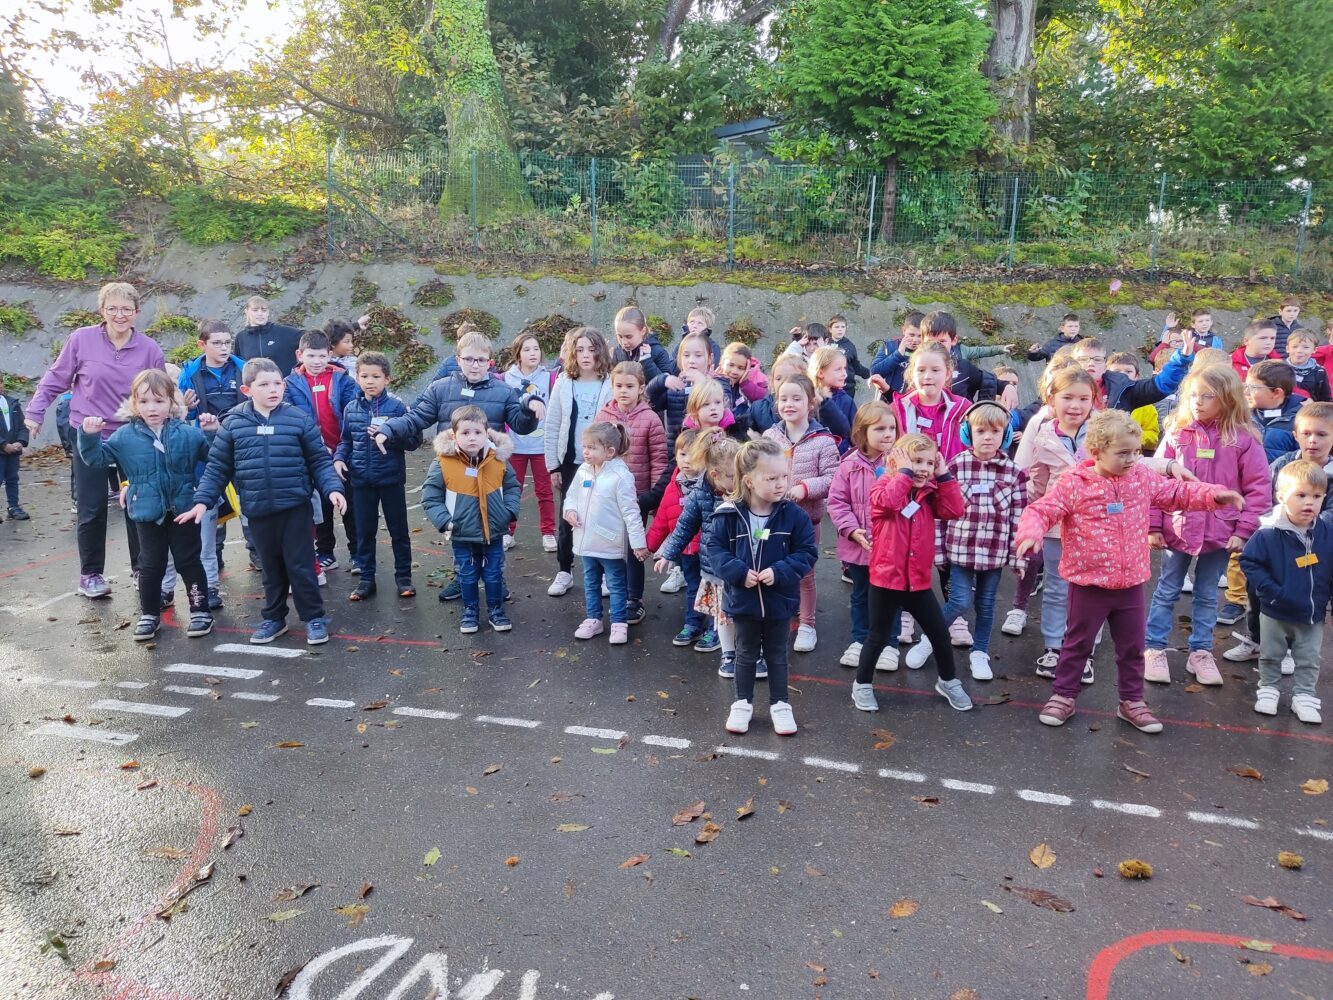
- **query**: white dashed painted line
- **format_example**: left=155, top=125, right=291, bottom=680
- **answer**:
left=232, top=692, right=281, bottom=702
left=1186, top=811, right=1260, bottom=830
left=165, top=663, right=264, bottom=680
left=214, top=643, right=304, bottom=659
left=307, top=698, right=356, bottom=708
left=393, top=707, right=461, bottom=720
left=162, top=685, right=213, bottom=697
left=878, top=768, right=927, bottom=783
left=1092, top=799, right=1161, bottom=818
left=32, top=722, right=138, bottom=745
left=90, top=699, right=190, bottom=718
left=940, top=778, right=996, bottom=795
left=642, top=735, right=691, bottom=749
left=565, top=725, right=627, bottom=741
left=52, top=679, right=99, bottom=689
left=1017, top=789, right=1074, bottom=807
left=475, top=714, right=541, bottom=729
left=1293, top=826, right=1333, bottom=842
left=116, top=681, right=150, bottom=689
left=803, top=756, right=860, bottom=774
left=714, top=745, right=780, bottom=761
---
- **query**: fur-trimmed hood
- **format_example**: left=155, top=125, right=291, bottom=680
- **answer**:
left=433, top=427, right=515, bottom=462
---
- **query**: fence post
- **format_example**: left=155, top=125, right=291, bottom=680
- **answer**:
left=865, top=173, right=878, bottom=270
left=470, top=151, right=480, bottom=248
left=1294, top=182, right=1314, bottom=279
left=1006, top=175, right=1020, bottom=270
left=1150, top=172, right=1167, bottom=273
left=726, top=162, right=737, bottom=272
left=325, top=144, right=334, bottom=255
left=589, top=157, right=599, bottom=267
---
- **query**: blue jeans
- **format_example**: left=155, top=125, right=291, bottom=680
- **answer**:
left=847, top=563, right=870, bottom=643
left=1039, top=537, right=1069, bottom=648
left=582, top=556, right=628, bottom=623
left=1146, top=547, right=1229, bottom=651
left=940, top=565, right=1003, bottom=653
left=680, top=554, right=706, bottom=632
left=453, top=537, right=505, bottom=612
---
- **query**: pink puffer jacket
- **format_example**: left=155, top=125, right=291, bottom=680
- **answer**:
left=762, top=420, right=842, bottom=525
left=598, top=399, right=668, bottom=497
left=827, top=448, right=881, bottom=566
left=1017, top=461, right=1228, bottom=590
left=1150, top=421, right=1270, bottom=554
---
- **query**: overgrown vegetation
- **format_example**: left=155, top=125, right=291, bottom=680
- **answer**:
left=1, top=372, right=35, bottom=394
left=439, top=309, right=501, bottom=340
left=411, top=280, right=455, bottom=308
left=0, top=175, right=127, bottom=281
left=360, top=303, right=422, bottom=351
left=60, top=309, right=101, bottom=329
left=394, top=340, right=438, bottom=386
left=167, top=189, right=320, bottom=246
left=520, top=314, right=582, bottom=355
left=646, top=314, right=674, bottom=347
left=146, top=313, right=198, bottom=338
left=724, top=317, right=763, bottom=347
left=0, top=299, right=40, bottom=336
left=166, top=342, right=203, bottom=365
left=350, top=277, right=380, bottom=307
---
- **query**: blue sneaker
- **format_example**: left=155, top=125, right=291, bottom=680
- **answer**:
left=755, top=657, right=768, bottom=680
left=673, top=625, right=704, bottom=647
left=460, top=607, right=480, bottom=634
left=250, top=619, right=289, bottom=644
left=717, top=652, right=736, bottom=679
left=439, top=578, right=462, bottom=602
left=488, top=608, right=512, bottom=632
left=694, top=629, right=720, bottom=653
left=305, top=617, right=330, bottom=645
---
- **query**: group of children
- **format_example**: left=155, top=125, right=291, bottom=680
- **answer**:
left=17, top=293, right=1332, bottom=739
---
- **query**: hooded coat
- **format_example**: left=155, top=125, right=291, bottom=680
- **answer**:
left=421, top=428, right=520, bottom=545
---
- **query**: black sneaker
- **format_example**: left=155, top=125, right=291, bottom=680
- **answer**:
left=207, top=587, right=224, bottom=610
left=133, top=615, right=160, bottom=641
left=626, top=601, right=646, bottom=625
left=160, top=591, right=174, bottom=613
left=8, top=507, right=29, bottom=521
left=318, top=553, right=338, bottom=572
left=186, top=613, right=214, bottom=638
left=349, top=580, right=377, bottom=602
left=396, top=579, right=416, bottom=598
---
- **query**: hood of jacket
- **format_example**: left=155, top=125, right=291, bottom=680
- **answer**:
left=682, top=408, right=738, bottom=432
left=433, top=427, right=514, bottom=463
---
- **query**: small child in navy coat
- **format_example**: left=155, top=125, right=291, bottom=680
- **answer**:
left=706, top=438, right=818, bottom=737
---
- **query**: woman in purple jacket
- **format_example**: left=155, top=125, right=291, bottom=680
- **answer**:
left=25, top=282, right=166, bottom=598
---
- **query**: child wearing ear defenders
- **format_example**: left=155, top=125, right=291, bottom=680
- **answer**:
left=937, top=401, right=1030, bottom=680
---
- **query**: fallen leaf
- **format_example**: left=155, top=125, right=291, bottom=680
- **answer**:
left=1241, top=895, right=1306, bottom=920
left=1093, top=867, right=1105, bottom=878
left=1277, top=851, right=1303, bottom=870
left=28, top=766, right=45, bottom=779
left=549, top=791, right=582, bottom=802
left=1246, top=961, right=1273, bottom=977
left=868, top=968, right=879, bottom=979
left=275, top=963, right=307, bottom=997
left=266, top=909, right=305, bottom=922
left=564, top=879, right=576, bottom=898
left=555, top=823, right=590, bottom=833
left=949, top=990, right=980, bottom=1000
left=237, top=804, right=253, bottom=817
left=38, top=931, right=69, bottom=961
left=240, top=721, right=258, bottom=729
left=483, top=763, right=502, bottom=776
left=222, top=825, right=243, bottom=849
left=274, top=741, right=305, bottom=749
left=695, top=821, right=722, bottom=845
left=136, top=778, right=158, bottom=791
left=912, top=795, right=940, bottom=807
left=144, top=846, right=188, bottom=859
left=1003, top=885, right=1075, bottom=912
left=505, top=856, right=519, bottom=867
left=813, top=975, right=827, bottom=987
left=1167, top=944, right=1189, bottom=964
left=672, top=801, right=706, bottom=826
left=625, top=694, right=636, bottom=702
left=1240, top=940, right=1274, bottom=953
left=980, top=900, right=1003, bottom=914
left=889, top=898, right=918, bottom=918
left=549, top=756, right=561, bottom=764
left=871, top=728, right=896, bottom=750
left=91, top=958, right=117, bottom=972
left=1121, top=764, right=1152, bottom=779
left=1118, top=859, right=1154, bottom=879
left=1227, top=764, right=1263, bottom=781
left=356, top=723, right=368, bottom=734
left=667, top=847, right=692, bottom=858
left=53, top=828, right=80, bottom=836
left=334, top=903, right=370, bottom=928
left=119, top=760, right=140, bottom=770
left=804, top=961, right=825, bottom=973
left=358, top=883, right=373, bottom=899
left=1300, top=778, right=1328, bottom=796
left=804, top=864, right=825, bottom=877
left=1183, top=683, right=1205, bottom=693
left=272, top=884, right=318, bottom=902
left=423, top=847, right=441, bottom=867
left=619, top=853, right=651, bottom=869
left=1029, top=843, right=1057, bottom=869
left=736, top=798, right=755, bottom=821
left=591, top=746, right=617, bottom=754
left=778, top=800, right=793, bottom=814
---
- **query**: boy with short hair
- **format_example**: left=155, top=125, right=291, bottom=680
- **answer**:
left=334, top=351, right=419, bottom=601
left=0, top=382, right=29, bottom=521
left=235, top=296, right=302, bottom=378
left=286, top=329, right=359, bottom=572
left=828, top=314, right=870, bottom=398
left=1245, top=360, right=1303, bottom=461
left=1107, top=352, right=1161, bottom=452
left=1231, top=320, right=1279, bottom=381
left=1240, top=460, right=1330, bottom=724
left=877, top=311, right=998, bottom=401
left=1284, top=331, right=1330, bottom=401
left=1026, top=313, right=1082, bottom=362
left=1073, top=335, right=1191, bottom=414
left=181, top=358, right=345, bottom=645
left=1270, top=296, right=1302, bottom=357
left=1187, top=308, right=1224, bottom=350
left=870, top=312, right=925, bottom=392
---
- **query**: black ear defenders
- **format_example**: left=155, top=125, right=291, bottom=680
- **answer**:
left=959, top=400, right=1014, bottom=450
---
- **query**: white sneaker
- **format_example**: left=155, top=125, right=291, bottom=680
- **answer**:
left=793, top=624, right=817, bottom=653
left=949, top=617, right=973, bottom=647
left=1292, top=693, right=1322, bottom=724
left=969, top=651, right=993, bottom=681
left=875, top=646, right=899, bottom=672
left=898, top=615, right=915, bottom=645
left=1222, top=633, right=1260, bottom=662
left=770, top=701, right=798, bottom=736
left=1282, top=654, right=1296, bottom=676
left=905, top=636, right=933, bottom=670
left=502, top=534, right=515, bottom=551
left=1001, top=609, right=1027, bottom=636
left=601, top=578, right=610, bottom=597
left=839, top=641, right=862, bottom=668
left=851, top=681, right=879, bottom=712
left=1253, top=685, right=1279, bottom=716
left=542, top=534, right=557, bottom=553
left=725, top=699, right=753, bottom=734
left=547, top=571, right=574, bottom=596
left=1181, top=574, right=1194, bottom=594
left=660, top=565, right=685, bottom=594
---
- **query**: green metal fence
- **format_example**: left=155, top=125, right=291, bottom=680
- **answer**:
left=326, top=144, right=1328, bottom=287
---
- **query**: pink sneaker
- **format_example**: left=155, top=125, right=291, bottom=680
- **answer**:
left=898, top=614, right=915, bottom=645
left=575, top=617, right=604, bottom=640
left=1186, top=649, right=1223, bottom=685
left=608, top=622, right=628, bottom=644
left=1117, top=700, right=1163, bottom=733
left=1038, top=694, right=1076, bottom=727
left=1143, top=648, right=1171, bottom=684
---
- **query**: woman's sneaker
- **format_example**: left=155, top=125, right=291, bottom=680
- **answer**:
left=718, top=652, right=736, bottom=679
left=1035, top=648, right=1059, bottom=679
left=694, top=630, right=720, bottom=653
left=839, top=641, right=862, bottom=668
left=660, top=566, right=685, bottom=593
left=935, top=678, right=973, bottom=711
left=1143, top=648, right=1171, bottom=684
left=546, top=572, right=573, bottom=596
left=133, top=615, right=160, bottom=641
left=876, top=646, right=899, bottom=672
left=1001, top=608, right=1027, bottom=636
left=609, top=623, right=629, bottom=644
left=905, top=637, right=932, bottom=670
left=1038, top=694, right=1076, bottom=726
left=575, top=617, right=603, bottom=640
left=851, top=682, right=879, bottom=712
left=725, top=699, right=753, bottom=734
left=793, top=625, right=817, bottom=653
left=1253, top=686, right=1280, bottom=716
left=969, top=651, right=992, bottom=681
left=186, top=613, right=214, bottom=638
left=673, top=625, right=704, bottom=647
left=1117, top=700, right=1163, bottom=733
left=770, top=701, right=797, bottom=736
left=1292, top=694, right=1323, bottom=725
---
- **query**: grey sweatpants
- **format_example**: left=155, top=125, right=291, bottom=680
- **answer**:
left=1258, top=614, right=1322, bottom=698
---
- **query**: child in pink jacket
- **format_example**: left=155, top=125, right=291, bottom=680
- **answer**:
left=1017, top=410, right=1244, bottom=735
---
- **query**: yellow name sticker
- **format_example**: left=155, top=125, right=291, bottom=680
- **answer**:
left=1196, top=448, right=1215, bottom=459
left=1296, top=554, right=1319, bottom=568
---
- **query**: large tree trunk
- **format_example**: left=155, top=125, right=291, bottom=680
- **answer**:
left=659, top=0, right=698, bottom=56
left=983, top=0, right=1037, bottom=149
left=429, top=0, right=529, bottom=222
left=879, top=157, right=898, bottom=243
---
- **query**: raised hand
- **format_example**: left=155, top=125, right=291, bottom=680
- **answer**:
left=82, top=415, right=106, bottom=435
left=198, top=413, right=220, bottom=431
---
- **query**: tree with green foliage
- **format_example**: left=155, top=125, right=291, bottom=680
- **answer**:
left=773, top=0, right=996, bottom=240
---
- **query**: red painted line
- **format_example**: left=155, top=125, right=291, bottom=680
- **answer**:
left=0, top=547, right=78, bottom=580
left=1086, top=929, right=1333, bottom=1000
left=788, top=672, right=1333, bottom=746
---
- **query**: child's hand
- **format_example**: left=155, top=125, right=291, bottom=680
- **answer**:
left=118, top=483, right=128, bottom=509
left=1225, top=534, right=1244, bottom=552
left=1165, top=461, right=1198, bottom=482
left=549, top=470, right=562, bottom=491
left=665, top=375, right=686, bottom=392
left=1148, top=531, right=1166, bottom=550
left=744, top=569, right=760, bottom=588
left=633, top=547, right=650, bottom=562
left=564, top=510, right=580, bottom=528
left=933, top=452, right=947, bottom=477
left=1213, top=489, right=1244, bottom=510
left=1164, top=311, right=1177, bottom=329
left=789, top=483, right=808, bottom=502
left=998, top=381, right=1019, bottom=412
left=867, top=374, right=890, bottom=394
left=757, top=567, right=775, bottom=586
left=528, top=398, right=546, bottom=421
left=175, top=503, right=207, bottom=525
left=181, top=388, right=198, bottom=410
left=82, top=416, right=106, bottom=435
left=1179, top=329, right=1197, bottom=356
left=198, top=413, right=219, bottom=432
left=1015, top=538, right=1039, bottom=561
left=654, top=557, right=672, bottom=575
left=373, top=432, right=390, bottom=454
left=329, top=492, right=347, bottom=515
left=1027, top=342, right=1042, bottom=354
left=334, top=460, right=348, bottom=481
left=3, top=442, right=20, bottom=454
left=850, top=529, right=872, bottom=552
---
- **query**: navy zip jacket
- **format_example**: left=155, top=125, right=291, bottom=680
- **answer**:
left=661, top=482, right=726, bottom=578
left=818, top=390, right=857, bottom=453
left=234, top=322, right=302, bottom=377
left=705, top=498, right=819, bottom=620
left=831, top=337, right=870, bottom=394
left=1101, top=350, right=1190, bottom=412
left=1254, top=397, right=1303, bottom=462
left=178, top=354, right=246, bottom=420
left=1270, top=316, right=1303, bottom=358
left=335, top=391, right=420, bottom=487
left=1025, top=333, right=1082, bottom=363
left=1, top=393, right=28, bottom=448
left=613, top=335, right=677, bottom=382
left=194, top=400, right=342, bottom=517
left=1240, top=510, right=1333, bottom=625
left=384, top=374, right=539, bottom=440
left=871, top=346, right=997, bottom=401
left=284, top=366, right=359, bottom=435
left=748, top=395, right=779, bottom=435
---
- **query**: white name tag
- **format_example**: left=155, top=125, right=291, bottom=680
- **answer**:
left=1261, top=408, right=1282, bottom=418
left=969, top=482, right=989, bottom=495
left=916, top=418, right=933, bottom=428
left=461, top=388, right=476, bottom=397
left=257, top=425, right=275, bottom=436
left=313, top=385, right=325, bottom=393
left=153, top=438, right=166, bottom=453
left=465, top=466, right=478, bottom=478
left=902, top=500, right=921, bottom=518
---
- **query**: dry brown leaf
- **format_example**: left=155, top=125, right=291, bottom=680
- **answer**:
left=555, top=823, right=590, bottom=833
left=1183, top=683, right=1205, bottom=693
left=136, top=778, right=158, bottom=791
left=1122, top=764, right=1152, bottom=779
left=53, top=827, right=80, bottom=836
left=912, top=795, right=940, bottom=807
left=505, top=856, right=520, bottom=867
left=619, top=853, right=651, bottom=869
left=736, top=798, right=756, bottom=821
left=813, top=975, right=827, bottom=987
left=777, top=800, right=793, bottom=814
left=28, top=766, right=45, bottom=779
left=1277, top=851, right=1303, bottom=870
left=119, top=760, right=140, bottom=770
left=237, top=804, right=253, bottom=817
left=1227, top=764, right=1263, bottom=781
left=656, top=690, right=670, bottom=699
left=949, top=990, right=980, bottom=1000
left=483, top=763, right=502, bottom=776
left=1167, top=944, right=1189, bottom=964
left=222, top=825, right=243, bottom=850
left=889, top=898, right=918, bottom=919
left=872, top=728, right=897, bottom=750
left=1029, top=843, right=1057, bottom=870
left=144, top=846, right=187, bottom=860
left=273, top=884, right=319, bottom=902
left=274, top=741, right=305, bottom=749
left=1004, top=885, right=1075, bottom=912
left=334, top=903, right=370, bottom=929
left=465, top=786, right=478, bottom=795
left=564, top=879, right=576, bottom=898
left=1300, top=778, right=1328, bottom=796
left=1118, top=859, right=1154, bottom=879
left=91, top=958, right=117, bottom=972
left=275, top=963, right=307, bottom=997
left=804, top=962, right=825, bottom=973
left=1241, top=895, right=1306, bottom=920
left=356, top=723, right=368, bottom=734
left=695, top=821, right=722, bottom=845
left=1246, top=961, right=1273, bottom=977
left=805, top=864, right=825, bottom=877
left=671, top=801, right=706, bottom=826
left=358, top=883, right=373, bottom=898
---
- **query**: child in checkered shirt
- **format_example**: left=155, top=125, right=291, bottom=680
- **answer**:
left=937, top=402, right=1029, bottom=682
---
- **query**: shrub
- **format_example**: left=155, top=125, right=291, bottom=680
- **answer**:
left=412, top=280, right=455, bottom=308
left=167, top=189, right=319, bottom=246
left=647, top=314, right=675, bottom=347
left=60, top=309, right=101, bottom=329
left=612, top=159, right=688, bottom=228
left=1, top=372, right=35, bottom=394
left=521, top=314, right=583, bottom=355
left=360, top=304, right=421, bottom=351
left=146, top=313, right=198, bottom=338
left=0, top=300, right=40, bottom=336
left=724, top=316, right=763, bottom=347
left=166, top=341, right=203, bottom=365
left=350, top=276, right=380, bottom=306
left=394, top=340, right=439, bottom=386
left=439, top=309, right=501, bottom=341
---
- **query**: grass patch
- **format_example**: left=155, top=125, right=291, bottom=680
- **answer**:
left=168, top=189, right=319, bottom=246
left=439, top=309, right=501, bottom=341
left=411, top=280, right=455, bottom=308
left=646, top=314, right=675, bottom=348
left=350, top=276, right=380, bottom=307
left=60, top=309, right=101, bottom=330
left=0, top=173, right=127, bottom=280
left=2, top=372, right=35, bottom=394
left=166, top=342, right=203, bottom=366
left=0, top=300, right=40, bottom=337
left=146, top=313, right=198, bottom=338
